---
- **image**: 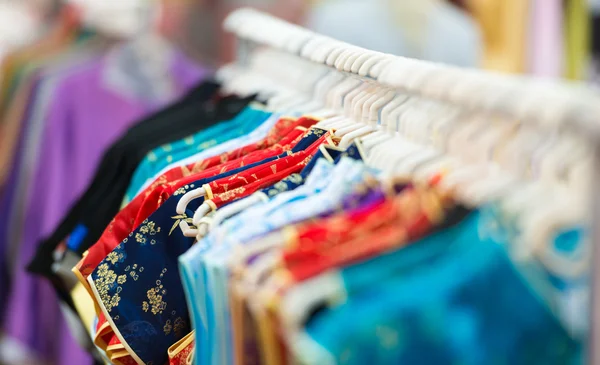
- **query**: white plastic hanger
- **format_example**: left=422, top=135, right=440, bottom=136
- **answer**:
left=359, top=95, right=409, bottom=151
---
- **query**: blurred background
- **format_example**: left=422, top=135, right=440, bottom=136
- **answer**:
left=0, top=0, right=598, bottom=81
left=0, top=0, right=598, bottom=364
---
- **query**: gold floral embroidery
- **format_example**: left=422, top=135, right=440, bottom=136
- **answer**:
left=174, top=317, right=186, bottom=337
left=237, top=175, right=249, bottom=184
left=139, top=220, right=160, bottom=235
left=125, top=264, right=140, bottom=281
left=217, top=186, right=245, bottom=202
left=135, top=233, right=146, bottom=244
left=117, top=275, right=127, bottom=285
left=135, top=219, right=162, bottom=246
left=142, top=269, right=168, bottom=315
left=106, top=252, right=119, bottom=264
left=142, top=301, right=149, bottom=312
left=163, top=317, right=186, bottom=337
left=164, top=320, right=173, bottom=335
left=94, top=263, right=121, bottom=312
left=173, top=184, right=196, bottom=196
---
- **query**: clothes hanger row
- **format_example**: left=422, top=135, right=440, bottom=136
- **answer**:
left=223, top=9, right=600, bottom=364
left=171, top=53, right=589, bottom=266
left=224, top=7, right=600, bottom=138
left=175, top=43, right=593, bottom=242
left=174, top=9, right=596, bottom=244
left=228, top=54, right=590, bottom=281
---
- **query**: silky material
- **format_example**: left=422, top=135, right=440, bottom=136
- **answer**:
left=86, top=127, right=330, bottom=365
left=124, top=106, right=275, bottom=203
left=133, top=115, right=311, bottom=197
left=225, top=182, right=445, bottom=365
left=296, top=211, right=580, bottom=365
left=76, top=119, right=320, bottom=288
left=179, top=158, right=336, bottom=365
left=181, top=156, right=373, bottom=365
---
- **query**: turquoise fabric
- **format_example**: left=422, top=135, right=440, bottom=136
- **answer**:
left=295, top=211, right=581, bottom=365
left=123, top=106, right=272, bottom=203
left=180, top=154, right=375, bottom=365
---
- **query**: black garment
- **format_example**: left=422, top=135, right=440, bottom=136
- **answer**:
left=27, top=81, right=254, bottom=277
left=25, top=80, right=256, bottom=361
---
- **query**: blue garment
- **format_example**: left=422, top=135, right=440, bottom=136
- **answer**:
left=480, top=203, right=589, bottom=340
left=257, top=142, right=364, bottom=199
left=181, top=155, right=375, bottom=365
left=295, top=211, right=581, bottom=365
left=90, top=126, right=326, bottom=365
left=124, top=106, right=273, bottom=203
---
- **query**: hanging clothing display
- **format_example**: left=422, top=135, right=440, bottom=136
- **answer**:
left=0, top=3, right=597, bottom=365
left=0, top=5, right=211, bottom=365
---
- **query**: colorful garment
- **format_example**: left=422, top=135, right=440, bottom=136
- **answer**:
left=179, top=156, right=373, bottom=365
left=124, top=106, right=274, bottom=202
left=295, top=211, right=580, bottom=365
left=83, top=127, right=329, bottom=364
left=75, top=123, right=322, bottom=286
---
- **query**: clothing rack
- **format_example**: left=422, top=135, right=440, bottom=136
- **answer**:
left=224, top=7, right=600, bottom=364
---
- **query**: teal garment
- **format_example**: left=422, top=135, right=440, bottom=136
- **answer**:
left=124, top=106, right=272, bottom=203
left=296, top=211, right=581, bottom=365
left=480, top=203, right=589, bottom=341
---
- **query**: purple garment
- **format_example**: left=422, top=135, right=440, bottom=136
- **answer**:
left=0, top=77, right=41, bottom=317
left=3, top=47, right=209, bottom=365
left=341, top=186, right=387, bottom=212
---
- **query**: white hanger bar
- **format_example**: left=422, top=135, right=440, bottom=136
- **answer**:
left=225, top=8, right=600, bottom=138
left=224, top=8, right=600, bottom=364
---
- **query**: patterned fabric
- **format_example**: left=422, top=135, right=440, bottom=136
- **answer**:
left=200, top=129, right=332, bottom=210
left=178, top=156, right=375, bottom=365
left=168, top=331, right=195, bottom=365
left=124, top=106, right=274, bottom=202
left=88, top=180, right=207, bottom=365
left=179, top=117, right=315, bottom=177
left=80, top=126, right=329, bottom=364
left=128, top=117, right=318, bottom=202
left=258, top=142, right=364, bottom=199
left=75, top=125, right=324, bottom=286
left=223, top=182, right=452, bottom=365
left=295, top=211, right=580, bottom=365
